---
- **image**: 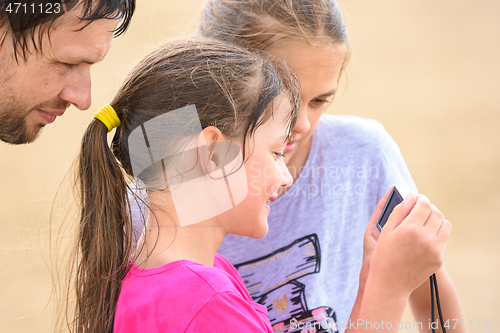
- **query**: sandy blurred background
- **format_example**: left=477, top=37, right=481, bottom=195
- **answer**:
left=0, top=0, right=499, bottom=332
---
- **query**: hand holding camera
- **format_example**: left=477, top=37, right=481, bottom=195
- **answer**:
left=370, top=190, right=451, bottom=296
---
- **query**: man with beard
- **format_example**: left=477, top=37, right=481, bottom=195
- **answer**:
left=0, top=0, right=135, bottom=144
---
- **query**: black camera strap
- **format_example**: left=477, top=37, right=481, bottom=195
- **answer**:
left=430, top=273, right=447, bottom=333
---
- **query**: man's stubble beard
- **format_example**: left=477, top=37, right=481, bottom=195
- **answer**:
left=0, top=98, right=44, bottom=145
left=0, top=49, right=45, bottom=145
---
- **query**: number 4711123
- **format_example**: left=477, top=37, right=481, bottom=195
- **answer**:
left=5, top=2, right=62, bottom=15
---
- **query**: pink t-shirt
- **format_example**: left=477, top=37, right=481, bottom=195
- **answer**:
left=113, top=253, right=272, bottom=332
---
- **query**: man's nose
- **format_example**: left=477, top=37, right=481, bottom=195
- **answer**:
left=58, top=65, right=92, bottom=111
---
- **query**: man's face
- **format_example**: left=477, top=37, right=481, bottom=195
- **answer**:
left=0, top=8, right=118, bottom=144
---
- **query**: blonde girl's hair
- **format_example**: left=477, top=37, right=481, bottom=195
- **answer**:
left=199, top=0, right=351, bottom=63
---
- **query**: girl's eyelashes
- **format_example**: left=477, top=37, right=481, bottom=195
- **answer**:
left=311, top=98, right=332, bottom=106
left=275, top=152, right=285, bottom=159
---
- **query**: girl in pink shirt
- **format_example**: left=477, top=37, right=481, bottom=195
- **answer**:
left=70, top=36, right=300, bottom=332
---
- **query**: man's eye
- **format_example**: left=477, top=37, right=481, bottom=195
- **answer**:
left=64, top=63, right=78, bottom=68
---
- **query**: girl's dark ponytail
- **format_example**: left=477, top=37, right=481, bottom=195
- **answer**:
left=73, top=117, right=132, bottom=333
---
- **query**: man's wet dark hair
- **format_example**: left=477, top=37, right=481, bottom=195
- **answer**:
left=0, top=0, right=135, bottom=60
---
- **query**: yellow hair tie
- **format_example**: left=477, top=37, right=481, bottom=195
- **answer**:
left=94, top=105, right=121, bottom=132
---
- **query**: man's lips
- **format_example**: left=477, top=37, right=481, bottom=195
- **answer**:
left=35, top=109, right=66, bottom=124
left=39, top=108, right=66, bottom=116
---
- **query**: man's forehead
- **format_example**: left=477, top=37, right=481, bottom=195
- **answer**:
left=47, top=8, right=117, bottom=62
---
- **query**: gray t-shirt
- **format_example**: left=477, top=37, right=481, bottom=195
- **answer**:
left=217, top=114, right=417, bottom=332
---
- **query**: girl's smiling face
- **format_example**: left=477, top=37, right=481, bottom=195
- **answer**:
left=219, top=95, right=294, bottom=238
left=266, top=40, right=346, bottom=165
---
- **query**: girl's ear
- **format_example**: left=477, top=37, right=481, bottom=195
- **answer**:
left=198, top=126, right=223, bottom=175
